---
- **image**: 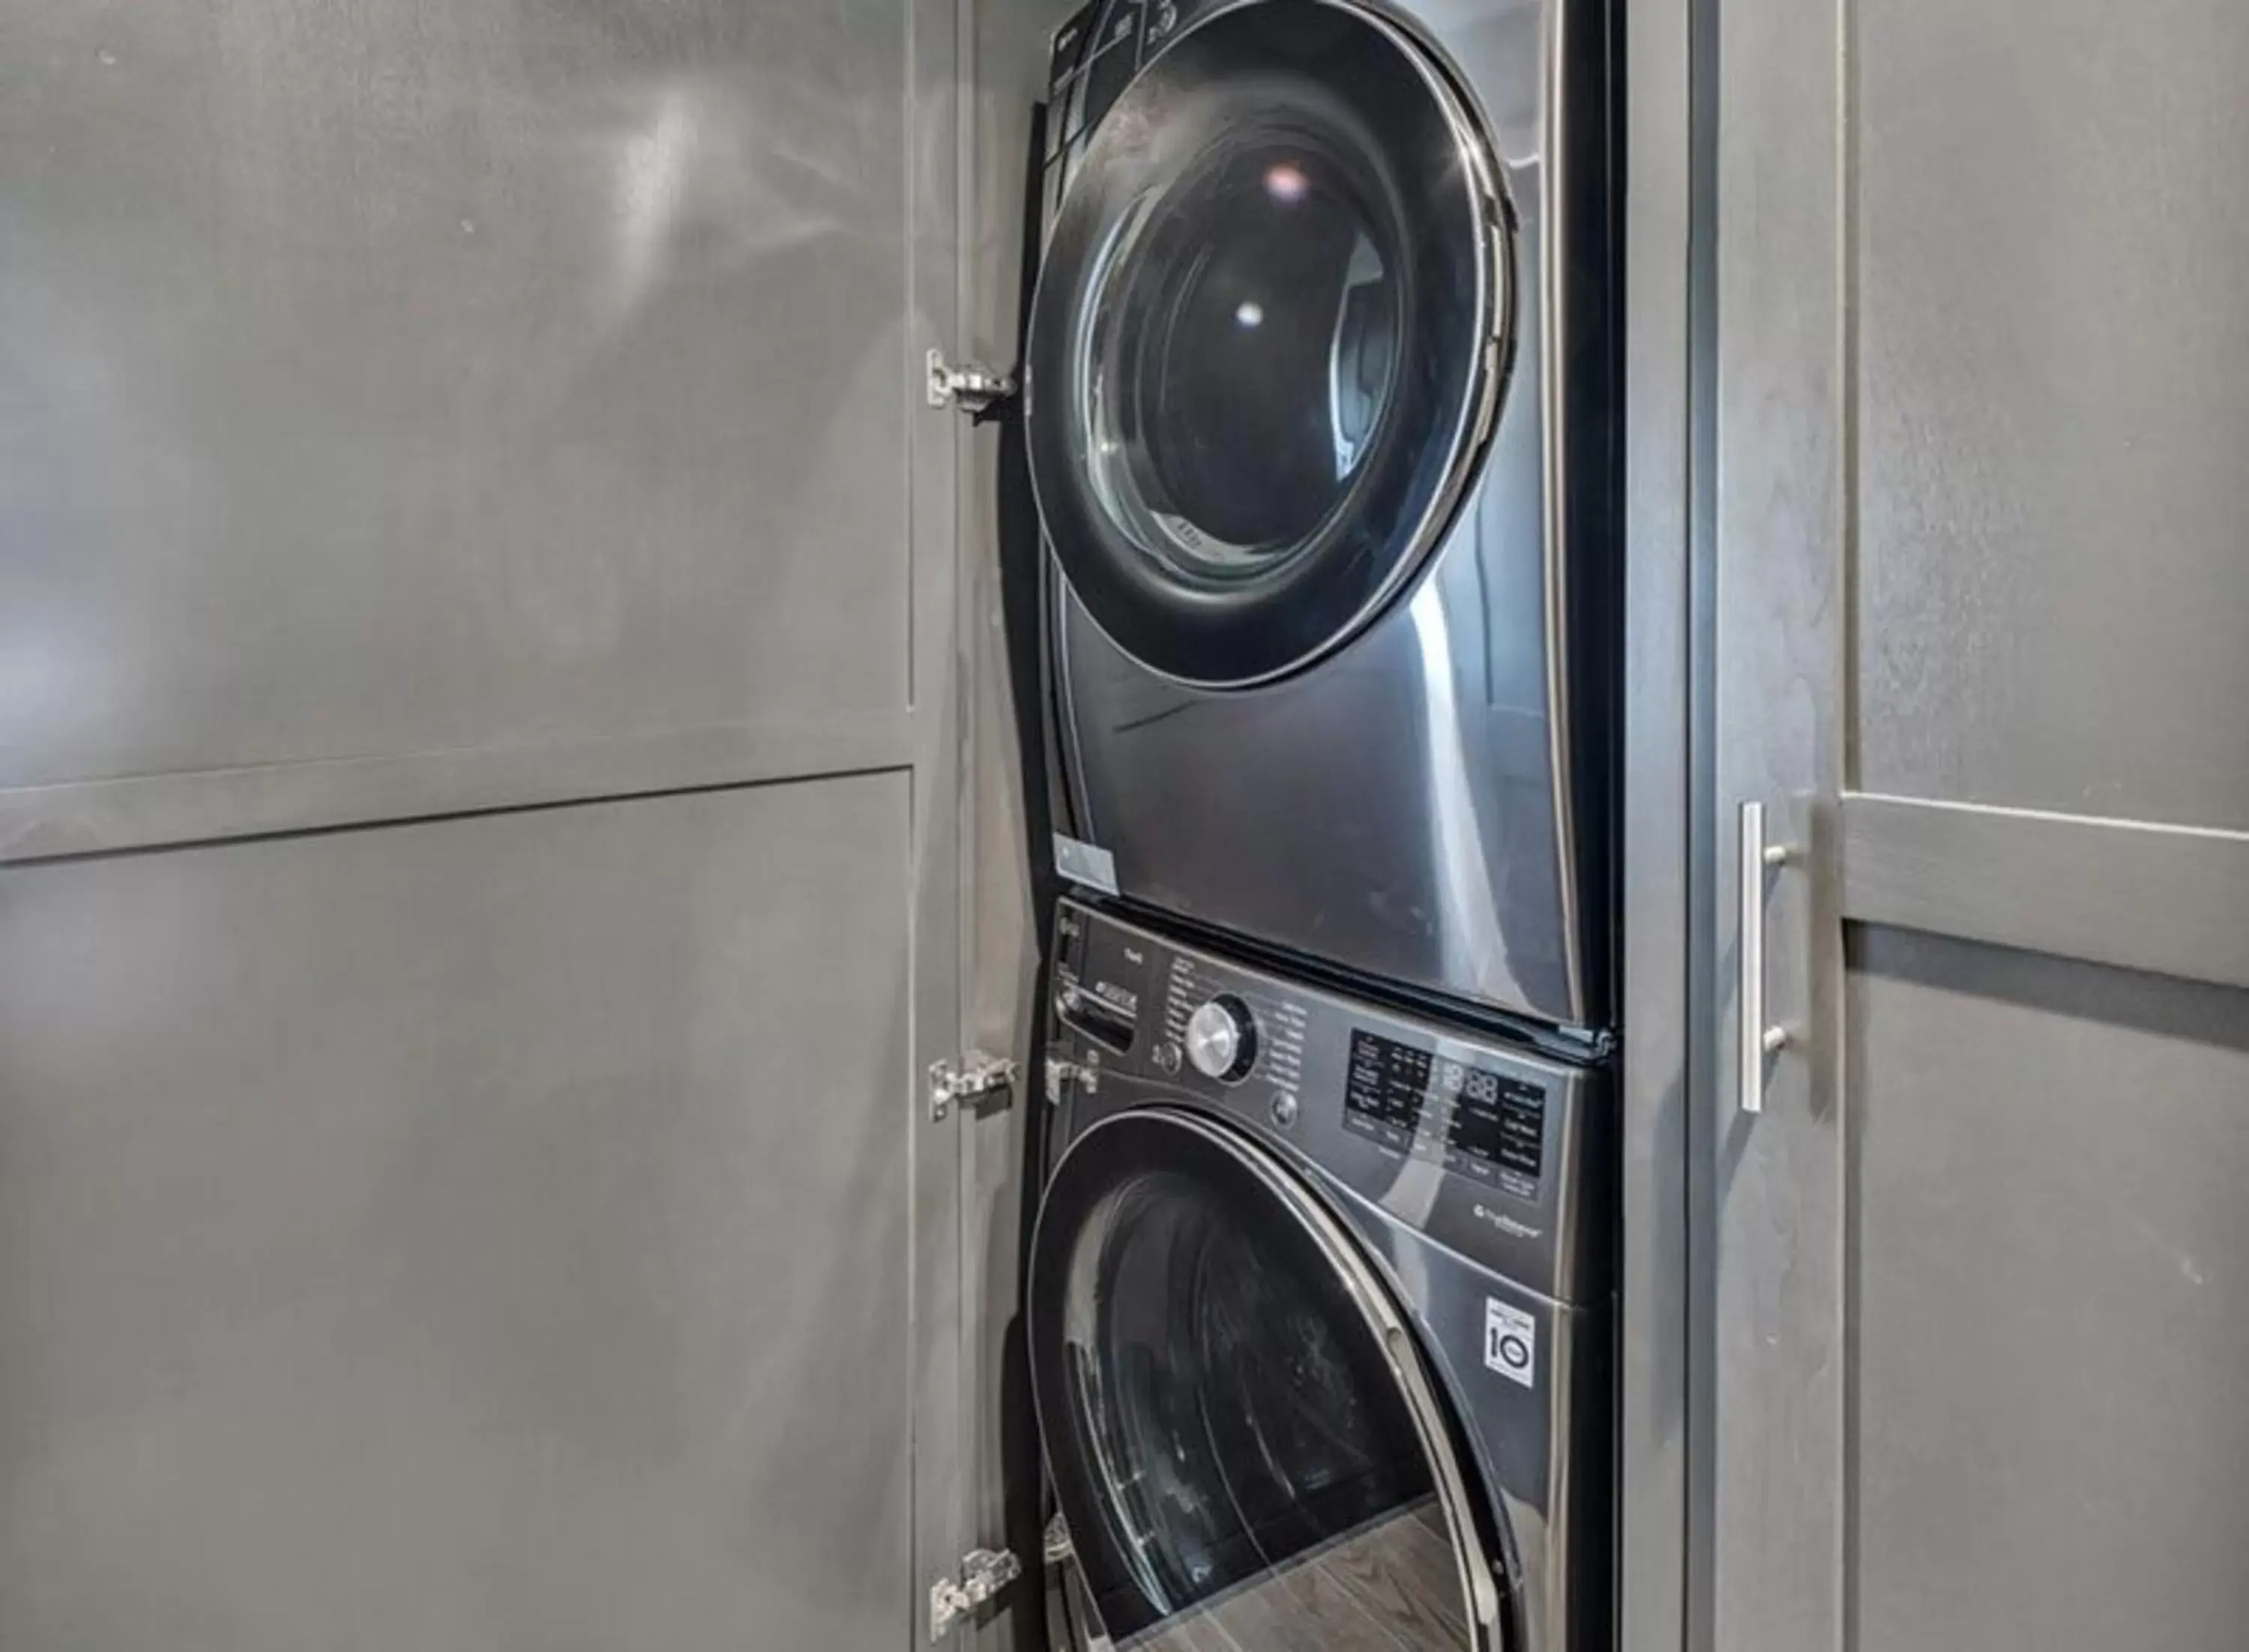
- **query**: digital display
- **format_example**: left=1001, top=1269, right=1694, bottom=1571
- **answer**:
left=1439, top=1058, right=1547, bottom=1185
left=1343, top=1031, right=1433, bottom=1139
left=1344, top=1031, right=1547, bottom=1192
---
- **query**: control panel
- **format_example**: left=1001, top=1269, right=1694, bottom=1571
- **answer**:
left=1047, top=0, right=1206, bottom=129
left=1343, top=1031, right=1548, bottom=1197
left=1041, top=0, right=1225, bottom=227
left=1048, top=899, right=1613, bottom=1304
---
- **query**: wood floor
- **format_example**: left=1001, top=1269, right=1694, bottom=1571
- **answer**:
left=1131, top=1500, right=1472, bottom=1652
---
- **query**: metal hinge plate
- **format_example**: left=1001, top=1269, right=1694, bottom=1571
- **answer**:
left=1044, top=1052, right=1098, bottom=1106
left=929, top=1050, right=1017, bottom=1122
left=926, top=348, right=1017, bottom=417
left=929, top=1546, right=1022, bottom=1640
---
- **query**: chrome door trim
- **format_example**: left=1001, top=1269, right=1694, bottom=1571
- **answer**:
left=1537, top=0, right=1586, bottom=1026
left=1033, top=1105, right=1509, bottom=1648
left=1023, top=0, right=1513, bottom=692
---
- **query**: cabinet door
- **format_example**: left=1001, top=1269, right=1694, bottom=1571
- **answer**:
left=1710, top=3, right=2249, bottom=1651
left=0, top=1, right=973, bottom=1645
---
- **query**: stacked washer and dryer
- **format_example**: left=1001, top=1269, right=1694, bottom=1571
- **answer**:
left=1014, top=1, right=1621, bottom=1648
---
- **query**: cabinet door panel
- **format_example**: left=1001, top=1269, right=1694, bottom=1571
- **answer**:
left=1849, top=932, right=2249, bottom=1652
left=0, top=1, right=909, bottom=788
left=0, top=780, right=915, bottom=1651
left=1855, top=0, right=2249, bottom=830
left=1711, top=4, right=2249, bottom=1652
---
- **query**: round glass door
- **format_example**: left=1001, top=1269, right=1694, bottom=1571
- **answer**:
left=1028, top=1109, right=1499, bottom=1649
left=1025, top=0, right=1507, bottom=687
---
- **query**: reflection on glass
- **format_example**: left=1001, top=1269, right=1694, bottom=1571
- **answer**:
left=1056, top=1169, right=1472, bottom=1648
left=1329, top=233, right=1394, bottom=479
left=1264, top=160, right=1311, bottom=203
left=1073, top=121, right=1408, bottom=579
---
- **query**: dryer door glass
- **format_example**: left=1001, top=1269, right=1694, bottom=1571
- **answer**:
left=1029, top=1110, right=1493, bottom=1649
left=1025, top=0, right=1505, bottom=687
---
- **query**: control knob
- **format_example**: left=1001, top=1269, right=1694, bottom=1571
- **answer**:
left=1184, top=995, right=1257, bottom=1083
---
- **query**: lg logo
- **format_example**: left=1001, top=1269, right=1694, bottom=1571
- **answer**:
left=1484, top=1298, right=1538, bottom=1390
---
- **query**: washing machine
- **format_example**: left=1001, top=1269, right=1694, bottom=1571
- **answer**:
left=1026, top=0, right=1622, bottom=1037
left=1029, top=898, right=1612, bottom=1651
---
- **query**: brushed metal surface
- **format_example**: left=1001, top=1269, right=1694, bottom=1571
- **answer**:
left=1059, top=545, right=1574, bottom=1021
left=0, top=0, right=909, bottom=790
left=1049, top=0, right=1614, bottom=1030
left=0, top=779, right=915, bottom=1650
left=1047, top=900, right=1615, bottom=1305
left=1848, top=929, right=2249, bottom=1652
left=1852, top=0, right=2249, bottom=830
left=1842, top=792, right=2249, bottom=992
left=1734, top=803, right=1792, bottom=1115
left=1038, top=905, right=1613, bottom=1652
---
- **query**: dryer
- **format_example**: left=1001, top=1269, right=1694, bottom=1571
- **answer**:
left=1029, top=898, right=1613, bottom=1651
left=1026, top=0, right=1622, bottom=1037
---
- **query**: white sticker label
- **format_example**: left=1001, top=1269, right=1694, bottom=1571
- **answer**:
left=1484, top=1298, right=1538, bottom=1389
left=1053, top=834, right=1119, bottom=896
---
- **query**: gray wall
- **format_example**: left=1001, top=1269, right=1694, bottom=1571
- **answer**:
left=0, top=1, right=974, bottom=1645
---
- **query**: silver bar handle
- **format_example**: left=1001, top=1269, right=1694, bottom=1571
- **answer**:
left=1739, top=801, right=1792, bottom=1115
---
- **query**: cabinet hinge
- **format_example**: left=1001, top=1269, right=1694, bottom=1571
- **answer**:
left=928, top=1050, right=1017, bottom=1122
left=926, top=348, right=1018, bottom=420
left=1044, top=1053, right=1098, bottom=1106
left=928, top=1546, right=1022, bottom=1640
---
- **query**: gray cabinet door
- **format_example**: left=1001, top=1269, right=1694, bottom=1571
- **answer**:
left=0, top=0, right=977, bottom=1645
left=1709, top=3, right=2249, bottom=1651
